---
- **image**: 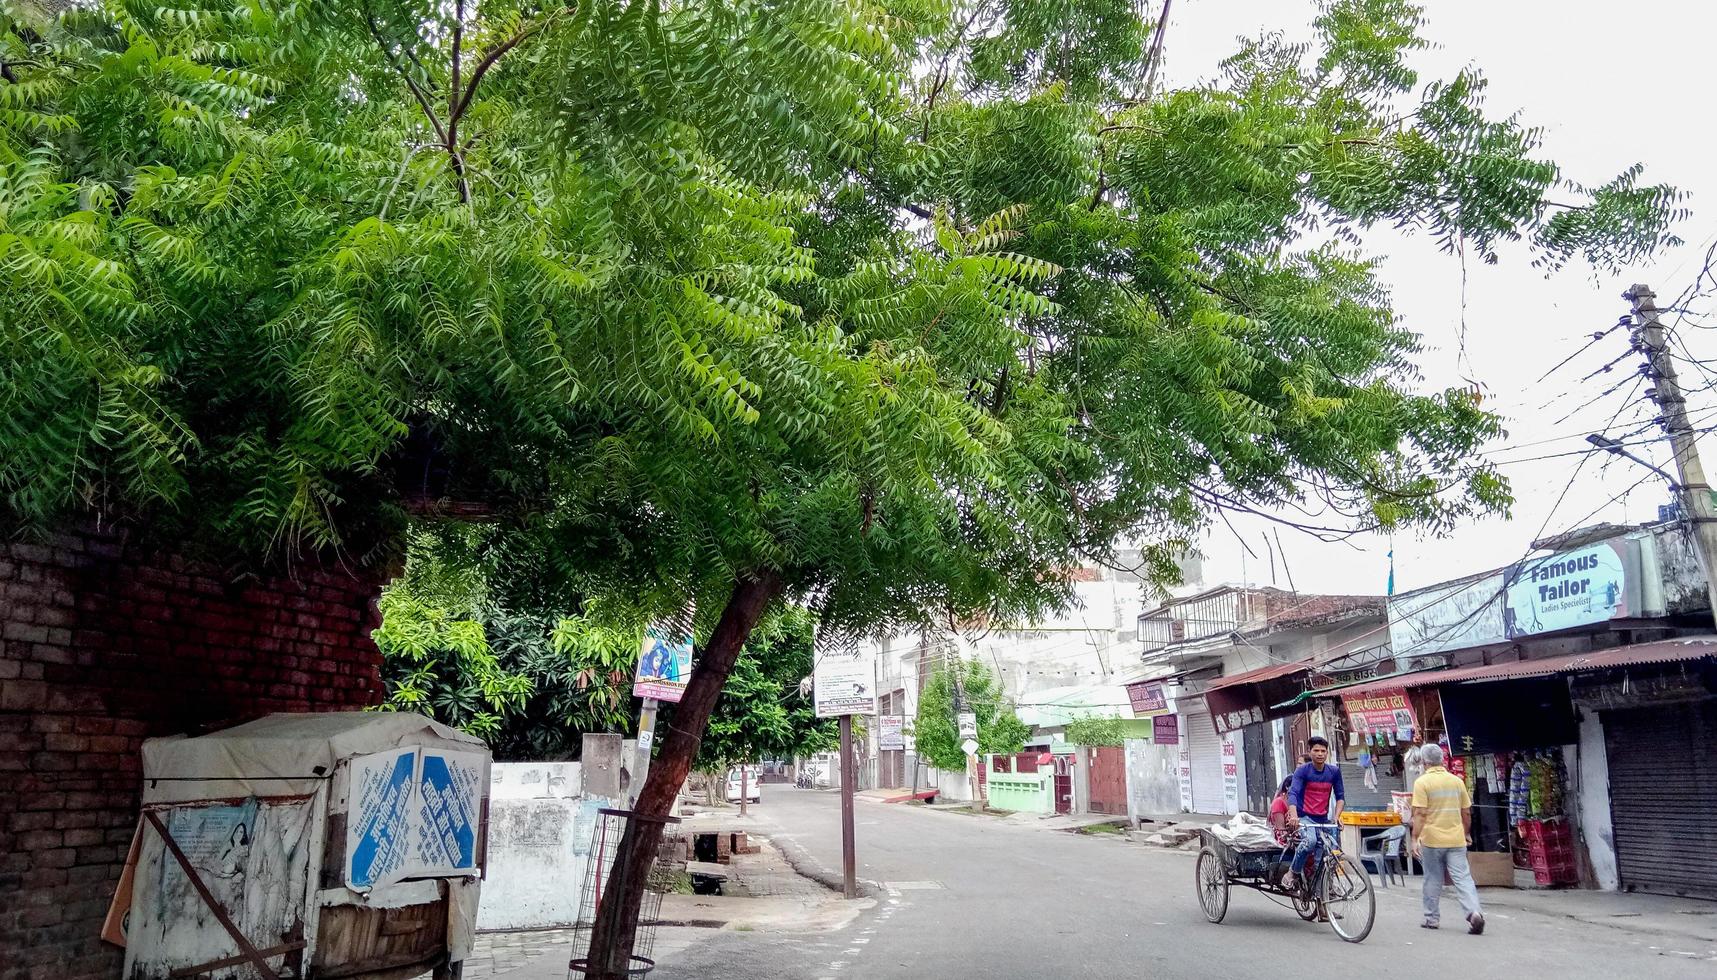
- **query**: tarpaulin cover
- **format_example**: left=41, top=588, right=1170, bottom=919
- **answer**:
left=142, top=711, right=484, bottom=804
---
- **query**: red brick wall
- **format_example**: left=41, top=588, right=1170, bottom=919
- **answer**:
left=0, top=529, right=385, bottom=980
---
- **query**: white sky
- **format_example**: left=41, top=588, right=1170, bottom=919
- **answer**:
left=1154, top=0, right=1717, bottom=598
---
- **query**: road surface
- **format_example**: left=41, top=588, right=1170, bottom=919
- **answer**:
left=653, top=788, right=1717, bottom=979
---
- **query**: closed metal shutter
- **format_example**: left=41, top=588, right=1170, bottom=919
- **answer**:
left=1186, top=711, right=1225, bottom=813
left=1604, top=701, right=1717, bottom=899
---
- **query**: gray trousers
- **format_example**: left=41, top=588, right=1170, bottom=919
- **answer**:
left=1420, top=846, right=1483, bottom=924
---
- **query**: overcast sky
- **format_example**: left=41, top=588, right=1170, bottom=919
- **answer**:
left=1150, top=0, right=1717, bottom=600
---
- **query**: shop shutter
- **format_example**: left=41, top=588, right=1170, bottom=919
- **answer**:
left=1186, top=711, right=1225, bottom=813
left=1603, top=701, right=1717, bottom=899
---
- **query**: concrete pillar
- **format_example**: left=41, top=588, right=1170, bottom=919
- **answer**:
left=583, top=733, right=625, bottom=801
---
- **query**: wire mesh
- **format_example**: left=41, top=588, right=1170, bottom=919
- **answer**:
left=566, top=808, right=680, bottom=979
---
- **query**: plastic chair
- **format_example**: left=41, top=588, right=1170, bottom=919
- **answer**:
left=1359, top=825, right=1408, bottom=887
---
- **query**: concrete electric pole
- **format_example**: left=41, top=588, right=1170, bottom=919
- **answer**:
left=1630, top=284, right=1717, bottom=620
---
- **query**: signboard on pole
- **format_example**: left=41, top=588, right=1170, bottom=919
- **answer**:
left=1152, top=714, right=1179, bottom=745
left=879, top=715, right=905, bottom=750
left=956, top=712, right=978, bottom=740
left=815, top=645, right=877, bottom=718
left=1125, top=680, right=1170, bottom=716
left=961, top=738, right=980, bottom=757
left=634, top=631, right=693, bottom=703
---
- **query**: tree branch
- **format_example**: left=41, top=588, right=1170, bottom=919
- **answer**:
left=451, top=11, right=567, bottom=125
left=363, top=7, right=449, bottom=146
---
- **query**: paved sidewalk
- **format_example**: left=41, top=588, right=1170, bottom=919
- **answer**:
left=434, top=826, right=865, bottom=980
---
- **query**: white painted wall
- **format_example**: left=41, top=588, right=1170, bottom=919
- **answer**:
left=1576, top=710, right=1620, bottom=890
left=478, top=762, right=619, bottom=931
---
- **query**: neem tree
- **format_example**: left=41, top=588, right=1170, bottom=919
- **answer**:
left=0, top=0, right=1682, bottom=973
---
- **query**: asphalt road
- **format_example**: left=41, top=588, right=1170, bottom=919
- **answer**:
left=652, top=788, right=1717, bottom=980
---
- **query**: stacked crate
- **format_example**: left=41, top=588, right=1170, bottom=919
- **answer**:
left=1521, top=818, right=1577, bottom=886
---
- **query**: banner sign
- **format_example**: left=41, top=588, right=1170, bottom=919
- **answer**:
left=1341, top=687, right=1417, bottom=736
left=347, top=747, right=489, bottom=890
left=634, top=631, right=694, bottom=703
left=348, top=748, right=418, bottom=890
left=1152, top=714, right=1179, bottom=745
left=1504, top=541, right=1627, bottom=638
left=415, top=749, right=487, bottom=877
left=879, top=715, right=905, bottom=750
left=1126, top=680, right=1170, bottom=715
left=1391, top=538, right=1638, bottom=657
left=814, top=645, right=876, bottom=718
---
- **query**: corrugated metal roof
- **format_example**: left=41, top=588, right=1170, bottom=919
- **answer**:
left=1335, top=638, right=1717, bottom=698
left=1270, top=667, right=1450, bottom=709
left=1206, top=657, right=1315, bottom=691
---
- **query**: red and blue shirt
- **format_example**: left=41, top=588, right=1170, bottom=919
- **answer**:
left=1289, top=762, right=1345, bottom=820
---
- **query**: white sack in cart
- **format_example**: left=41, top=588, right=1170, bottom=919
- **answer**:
left=1211, top=811, right=1280, bottom=850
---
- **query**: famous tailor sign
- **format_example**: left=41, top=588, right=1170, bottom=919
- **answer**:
left=1388, top=537, right=1641, bottom=657
left=1503, top=541, right=1627, bottom=638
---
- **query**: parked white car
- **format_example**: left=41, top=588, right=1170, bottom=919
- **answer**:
left=725, top=765, right=761, bottom=803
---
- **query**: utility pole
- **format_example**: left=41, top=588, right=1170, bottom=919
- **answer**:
left=952, top=661, right=983, bottom=813
left=838, top=715, right=857, bottom=898
left=1630, top=284, right=1717, bottom=619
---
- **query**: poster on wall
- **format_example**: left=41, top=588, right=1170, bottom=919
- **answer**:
left=1504, top=541, right=1628, bottom=638
left=1176, top=744, right=1194, bottom=812
left=814, top=645, right=877, bottom=717
left=1341, top=687, right=1417, bottom=735
left=879, top=715, right=905, bottom=750
left=634, top=630, right=694, bottom=703
left=1221, top=735, right=1240, bottom=814
left=347, top=748, right=418, bottom=890
left=414, top=748, right=488, bottom=878
left=124, top=797, right=314, bottom=977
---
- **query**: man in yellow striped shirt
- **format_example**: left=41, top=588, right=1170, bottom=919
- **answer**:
left=1411, top=743, right=1485, bottom=935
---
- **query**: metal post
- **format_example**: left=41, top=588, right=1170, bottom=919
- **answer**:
left=1632, top=284, right=1717, bottom=621
left=740, top=756, right=749, bottom=818
left=839, top=715, right=858, bottom=898
left=631, top=698, right=660, bottom=808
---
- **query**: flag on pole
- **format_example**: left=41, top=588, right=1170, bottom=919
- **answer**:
left=1387, top=548, right=1395, bottom=596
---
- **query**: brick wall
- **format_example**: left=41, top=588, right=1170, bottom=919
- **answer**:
left=0, top=528, right=385, bottom=980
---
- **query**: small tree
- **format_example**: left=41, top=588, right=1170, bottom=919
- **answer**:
left=914, top=660, right=1030, bottom=771
left=1064, top=715, right=1127, bottom=748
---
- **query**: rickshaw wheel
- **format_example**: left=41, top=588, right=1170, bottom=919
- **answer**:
left=1195, top=847, right=1230, bottom=923
left=1320, top=855, right=1376, bottom=943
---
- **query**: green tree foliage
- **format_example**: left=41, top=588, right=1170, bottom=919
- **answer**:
left=0, top=0, right=1681, bottom=595
left=1, top=2, right=1686, bottom=968
left=375, top=532, right=636, bottom=757
left=914, top=660, right=1029, bottom=770
left=1063, top=714, right=1126, bottom=747
left=687, top=607, right=839, bottom=775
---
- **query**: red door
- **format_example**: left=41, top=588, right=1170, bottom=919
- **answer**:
left=1053, top=755, right=1074, bottom=814
left=1088, top=746, right=1127, bottom=815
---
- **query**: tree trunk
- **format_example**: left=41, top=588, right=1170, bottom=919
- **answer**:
left=583, top=570, right=783, bottom=980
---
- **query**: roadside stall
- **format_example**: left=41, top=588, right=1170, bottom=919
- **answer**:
left=113, top=712, right=490, bottom=980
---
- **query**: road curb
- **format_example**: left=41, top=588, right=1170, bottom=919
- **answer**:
left=764, top=831, right=883, bottom=899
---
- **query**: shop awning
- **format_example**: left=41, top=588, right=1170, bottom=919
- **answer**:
left=1269, top=666, right=1450, bottom=709
left=1205, top=657, right=1315, bottom=691
left=1204, top=658, right=1318, bottom=734
left=1330, top=637, right=1717, bottom=699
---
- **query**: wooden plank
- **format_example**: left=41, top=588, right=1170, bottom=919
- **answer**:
left=144, top=810, right=281, bottom=980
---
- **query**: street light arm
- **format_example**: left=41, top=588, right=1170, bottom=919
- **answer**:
left=1586, top=434, right=1681, bottom=490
